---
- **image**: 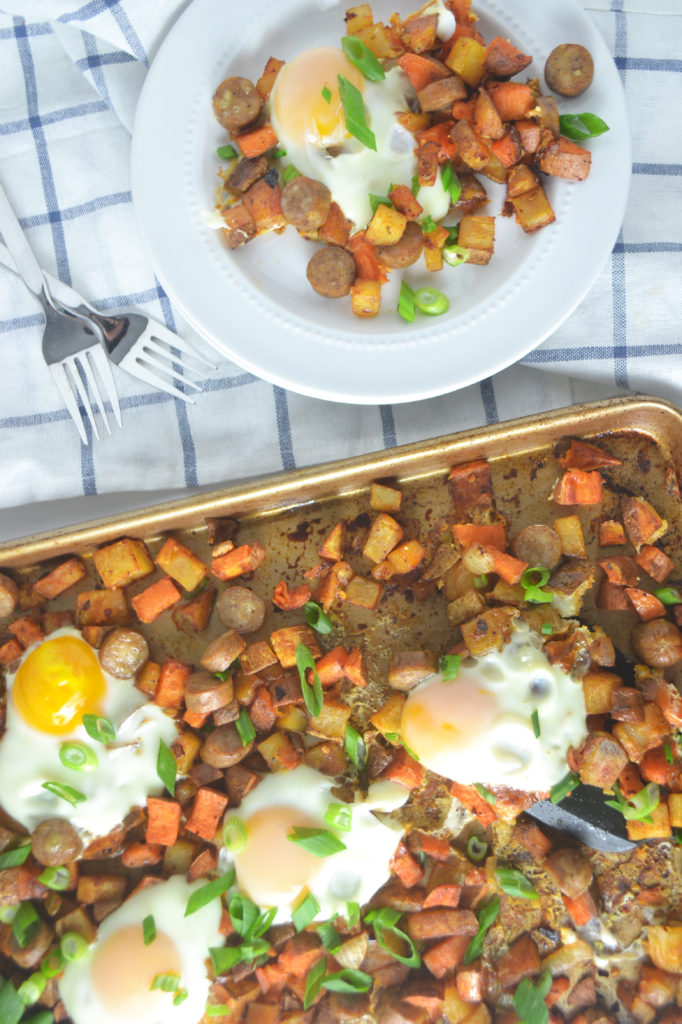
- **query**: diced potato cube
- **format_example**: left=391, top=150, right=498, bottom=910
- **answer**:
left=365, top=204, right=407, bottom=246
left=647, top=923, right=682, bottom=973
left=270, top=624, right=321, bottom=668
left=667, top=793, right=682, bottom=828
left=308, top=698, right=351, bottom=740
left=582, top=670, right=621, bottom=715
left=305, top=740, right=348, bottom=775
left=136, top=661, right=160, bottom=699
left=370, top=482, right=403, bottom=512
left=345, top=3, right=373, bottom=35
left=445, top=37, right=487, bottom=87
left=461, top=606, right=517, bottom=656
left=554, top=514, right=587, bottom=559
left=277, top=706, right=308, bottom=733
left=400, top=13, right=438, bottom=53
left=424, top=246, right=443, bottom=272
left=370, top=693, right=406, bottom=735
left=75, top=589, right=129, bottom=627
left=447, top=588, right=486, bottom=626
left=257, top=732, right=301, bottom=772
left=362, top=513, right=404, bottom=563
left=240, top=640, right=278, bottom=675
left=511, top=185, right=556, bottom=234
left=93, top=538, right=154, bottom=589
left=171, top=730, right=202, bottom=775
left=344, top=575, right=383, bottom=610
left=319, top=521, right=346, bottom=561
left=626, top=802, right=671, bottom=841
left=458, top=215, right=495, bottom=265
left=350, top=278, right=381, bottom=318
left=356, top=22, right=401, bottom=58
left=155, top=538, right=207, bottom=592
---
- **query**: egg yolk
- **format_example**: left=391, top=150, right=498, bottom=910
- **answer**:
left=91, top=925, right=182, bottom=1019
left=233, top=806, right=324, bottom=909
left=270, top=47, right=365, bottom=147
left=12, top=635, right=106, bottom=735
left=401, top=669, right=499, bottom=766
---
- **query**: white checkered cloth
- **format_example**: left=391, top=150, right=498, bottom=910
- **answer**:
left=0, top=1, right=680, bottom=511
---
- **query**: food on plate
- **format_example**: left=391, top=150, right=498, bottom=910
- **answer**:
left=211, top=0, right=604, bottom=319
left=1, top=430, right=682, bottom=1023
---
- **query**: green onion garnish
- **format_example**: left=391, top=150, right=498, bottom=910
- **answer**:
left=151, top=973, right=181, bottom=992
left=296, top=643, right=324, bottom=718
left=410, top=173, right=421, bottom=197
left=496, top=866, right=539, bottom=900
left=513, top=969, right=552, bottom=1024
left=206, top=1006, right=234, bottom=1016
left=17, top=972, right=46, bottom=1005
left=12, top=902, right=39, bottom=949
left=82, top=713, right=116, bottom=744
left=440, top=162, right=462, bottom=205
left=210, top=946, right=242, bottom=973
left=541, top=622, right=554, bottom=635
left=337, top=74, right=376, bottom=151
left=324, top=802, right=352, bottom=832
left=344, top=724, right=367, bottom=770
left=38, top=865, right=70, bottom=891
left=341, top=35, right=385, bottom=81
left=321, top=85, right=332, bottom=103
left=664, top=743, right=674, bottom=765
left=531, top=709, right=541, bottom=738
left=473, top=574, right=488, bottom=589
left=271, top=148, right=287, bottom=159
left=0, top=844, right=31, bottom=870
left=0, top=979, right=24, bottom=1024
left=414, top=287, right=449, bottom=316
left=397, top=280, right=415, bottom=323
left=227, top=893, right=259, bottom=937
left=40, top=948, right=65, bottom=978
left=369, top=194, right=393, bottom=215
left=345, top=901, right=361, bottom=928
left=521, top=565, right=553, bottom=604
left=550, top=771, right=580, bottom=804
left=364, top=907, right=420, bottom=967
left=463, top=895, right=500, bottom=965
left=475, top=783, right=496, bottom=805
left=292, top=892, right=321, bottom=932
left=156, top=739, right=177, bottom=796
left=384, top=732, right=420, bottom=762
left=174, top=989, right=189, bottom=1006
left=443, top=244, right=469, bottom=267
left=420, top=215, right=437, bottom=233
left=143, top=914, right=156, bottom=946
left=217, top=144, right=237, bottom=160
left=282, top=165, right=301, bottom=183
left=288, top=827, right=346, bottom=857
left=559, top=112, right=609, bottom=141
left=440, top=653, right=461, bottom=682
left=60, top=930, right=88, bottom=962
left=654, top=586, right=682, bottom=605
left=42, top=781, right=87, bottom=806
left=185, top=870, right=235, bottom=917
left=323, top=969, right=373, bottom=994
left=317, top=918, right=342, bottom=952
left=222, top=814, right=248, bottom=853
left=605, top=782, right=660, bottom=823
left=304, top=956, right=327, bottom=1009
left=466, top=835, right=488, bottom=863
left=59, top=741, right=98, bottom=772
left=235, top=708, right=256, bottom=747
left=304, top=601, right=333, bottom=635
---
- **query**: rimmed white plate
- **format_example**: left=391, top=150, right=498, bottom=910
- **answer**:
left=131, top=0, right=630, bottom=404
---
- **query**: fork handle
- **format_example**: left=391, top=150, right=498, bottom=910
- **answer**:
left=0, top=179, right=46, bottom=296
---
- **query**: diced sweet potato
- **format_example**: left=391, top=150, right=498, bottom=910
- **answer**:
left=256, top=56, right=285, bottom=100
left=185, top=787, right=229, bottom=841
left=388, top=186, right=423, bottom=222
left=212, top=543, right=266, bottom=581
left=221, top=204, right=257, bottom=248
left=131, top=577, right=181, bottom=623
left=319, top=521, right=346, bottom=561
left=33, top=558, right=86, bottom=599
left=538, top=136, right=591, bottom=181
left=172, top=585, right=217, bottom=633
left=242, top=178, right=285, bottom=231
left=621, top=496, right=668, bottom=550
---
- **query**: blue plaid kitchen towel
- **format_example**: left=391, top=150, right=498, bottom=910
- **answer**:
left=0, top=0, right=680, bottom=511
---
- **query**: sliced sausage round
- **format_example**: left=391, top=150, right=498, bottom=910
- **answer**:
left=544, top=44, right=594, bottom=97
left=281, top=176, right=332, bottom=232
left=216, top=586, right=266, bottom=633
left=307, top=247, right=356, bottom=299
left=32, top=818, right=83, bottom=867
left=632, top=618, right=682, bottom=668
left=0, top=572, right=19, bottom=620
left=99, top=628, right=149, bottom=679
left=511, top=524, right=562, bottom=570
left=212, top=76, right=263, bottom=131
left=543, top=847, right=593, bottom=899
left=201, top=723, right=253, bottom=768
left=376, top=221, right=424, bottom=269
left=184, top=669, right=234, bottom=714
left=200, top=629, right=245, bottom=674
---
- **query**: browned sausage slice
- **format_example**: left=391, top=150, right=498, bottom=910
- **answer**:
left=633, top=618, right=682, bottom=668
left=306, top=247, right=356, bottom=299
left=511, top=524, right=562, bottom=570
left=213, top=76, right=263, bottom=131
left=281, top=176, right=332, bottom=232
left=376, top=221, right=424, bottom=269
left=216, top=586, right=266, bottom=633
left=184, top=669, right=234, bottom=714
left=225, top=156, right=269, bottom=194
left=0, top=572, right=19, bottom=619
left=201, top=723, right=253, bottom=768
left=32, top=818, right=83, bottom=866
left=99, top=628, right=149, bottom=679
left=544, top=44, right=594, bottom=97
left=201, top=629, right=247, bottom=673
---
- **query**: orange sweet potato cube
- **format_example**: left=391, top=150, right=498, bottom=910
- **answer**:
left=270, top=624, right=321, bottom=668
left=155, top=538, right=207, bottom=592
left=131, top=578, right=182, bottom=623
left=33, top=558, right=86, bottom=600
left=93, top=538, right=154, bottom=589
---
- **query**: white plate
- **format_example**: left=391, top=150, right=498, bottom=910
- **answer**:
left=131, top=0, right=630, bottom=404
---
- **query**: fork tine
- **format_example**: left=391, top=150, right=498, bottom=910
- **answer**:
left=89, top=345, right=122, bottom=427
left=77, top=352, right=111, bottom=436
left=49, top=364, right=88, bottom=444
left=121, top=358, right=196, bottom=403
left=67, top=361, right=100, bottom=442
left=144, top=324, right=218, bottom=370
left=137, top=346, right=203, bottom=391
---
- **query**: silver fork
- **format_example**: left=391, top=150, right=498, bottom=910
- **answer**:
left=0, top=183, right=122, bottom=443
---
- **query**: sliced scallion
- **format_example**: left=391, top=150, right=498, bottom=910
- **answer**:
left=0, top=844, right=31, bottom=870
left=222, top=815, right=248, bottom=854
left=151, top=973, right=181, bottom=992
left=12, top=902, right=40, bottom=949
left=41, top=781, right=86, bottom=806
left=364, top=907, right=420, bottom=967
left=414, top=287, right=449, bottom=316
left=235, top=708, right=256, bottom=747
left=496, top=866, right=539, bottom=900
left=323, top=969, right=372, bottom=994
left=345, top=901, right=361, bottom=928
left=174, top=989, right=189, bottom=1006
left=317, top=918, right=342, bottom=952
left=466, top=835, right=488, bottom=863
left=605, top=782, right=660, bottom=823
left=654, top=586, right=682, bottom=605
left=440, top=162, right=462, bottom=205
left=184, top=870, right=235, bottom=917
left=81, top=713, right=116, bottom=744
left=443, top=244, right=469, bottom=267
left=282, top=165, right=301, bottom=183
left=304, top=601, right=333, bottom=635
left=296, top=643, right=324, bottom=719
left=0, top=980, right=24, bottom=1024
left=341, top=35, right=385, bottom=82
left=40, top=948, right=65, bottom=978
left=288, top=827, right=346, bottom=857
left=38, top=865, right=70, bottom=891
left=210, top=945, right=243, bottom=973
left=217, top=144, right=237, bottom=160
left=60, top=930, right=88, bottom=962
left=143, top=914, right=156, bottom=946
left=156, top=739, right=177, bottom=796
left=513, top=969, right=552, bottom=1024
left=463, top=895, right=500, bottom=965
left=397, top=280, right=415, bottom=323
left=345, top=724, right=367, bottom=770
left=337, top=74, right=376, bottom=151
left=531, top=709, right=541, bottom=738
left=475, top=783, right=496, bottom=805
left=559, top=112, right=609, bottom=141
left=18, top=971, right=46, bottom=1005
left=369, top=193, right=393, bottom=215
left=440, top=653, right=461, bottom=682
left=303, top=956, right=327, bottom=1009
left=321, top=85, right=332, bottom=103
left=324, top=802, right=352, bottom=832
left=59, top=741, right=97, bottom=772
left=550, top=771, right=580, bottom=804
left=292, top=892, right=321, bottom=932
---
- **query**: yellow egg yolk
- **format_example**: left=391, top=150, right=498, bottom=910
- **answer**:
left=232, top=806, right=324, bottom=909
left=270, top=47, right=365, bottom=147
left=91, top=925, right=182, bottom=1019
left=401, top=670, right=499, bottom=765
left=12, top=635, right=106, bottom=735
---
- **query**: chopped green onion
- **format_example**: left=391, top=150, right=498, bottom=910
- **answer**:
left=337, top=74, right=376, bottom=151
left=654, top=586, right=682, bottom=605
left=271, top=147, right=287, bottom=159
left=364, top=907, right=420, bottom=967
left=222, top=814, right=248, bottom=854
left=440, top=162, right=462, bottom=204
left=214, top=670, right=231, bottom=682
left=185, top=870, right=235, bottom=917
left=228, top=893, right=260, bottom=938
left=174, top=989, right=189, bottom=1006
left=496, top=866, right=539, bottom=900
left=210, top=945, right=243, bottom=973
left=81, top=713, right=116, bottom=744
left=341, top=35, right=385, bottom=81
left=40, top=947, right=65, bottom=978
left=550, top=771, right=580, bottom=804
left=521, top=565, right=553, bottom=604
left=282, top=165, right=301, bottom=183
left=296, top=643, right=324, bottom=719
left=151, top=973, right=181, bottom=992
left=252, top=905, right=277, bottom=939
left=513, top=969, right=552, bottom=1024
left=397, top=280, right=415, bottom=323
left=345, top=901, right=361, bottom=928
left=304, top=955, right=327, bottom=1009
left=0, top=905, right=18, bottom=923
left=475, top=783, right=496, bottom=805
left=239, top=936, right=271, bottom=963
left=440, top=654, right=461, bottom=682
left=323, top=969, right=372, bottom=994
left=12, top=902, right=40, bottom=949
left=466, top=835, right=488, bottom=863
left=345, top=724, right=367, bottom=770
left=473, top=574, right=488, bottom=589
left=156, top=739, right=177, bottom=796
left=531, top=709, right=541, bottom=738
left=443, top=244, right=469, bottom=267
left=369, top=193, right=393, bottom=215
left=60, top=930, right=88, bottom=962
left=206, top=1006, right=234, bottom=1016
left=0, top=844, right=31, bottom=870
left=420, top=214, right=437, bottom=233
left=288, top=827, right=346, bottom=857
left=217, top=144, right=237, bottom=160
left=235, top=708, right=256, bottom=747
left=292, top=892, right=321, bottom=932
left=18, top=972, right=46, bottom=1005
left=384, top=732, right=420, bottom=762
left=59, top=741, right=98, bottom=772
left=463, top=895, right=500, bottom=965
left=143, top=914, right=156, bottom=946
left=541, top=622, right=554, bottom=636
left=317, top=918, right=342, bottom=952
left=41, top=781, right=86, bottom=806
left=414, top=287, right=449, bottom=316
left=559, top=112, right=609, bottom=141
left=444, top=224, right=459, bottom=245
left=26, top=1011, right=54, bottom=1024
left=665, top=743, right=674, bottom=765
left=321, top=85, right=332, bottom=103
left=324, top=802, right=353, bottom=832
left=674, top=827, right=682, bottom=845
left=605, top=782, right=660, bottom=823
left=38, top=865, right=70, bottom=891
left=410, top=173, right=421, bottom=197
left=0, top=979, right=24, bottom=1024
left=304, top=601, right=333, bottom=635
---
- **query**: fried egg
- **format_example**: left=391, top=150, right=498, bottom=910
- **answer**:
left=225, top=764, right=408, bottom=923
left=0, top=626, right=178, bottom=837
left=401, top=620, right=588, bottom=791
left=270, top=47, right=450, bottom=230
left=58, top=875, right=222, bottom=1024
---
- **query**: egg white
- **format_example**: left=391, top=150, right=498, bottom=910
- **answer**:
left=0, top=626, right=178, bottom=837
left=401, top=619, right=588, bottom=791
left=58, top=875, right=223, bottom=1024
left=225, top=764, right=408, bottom=924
